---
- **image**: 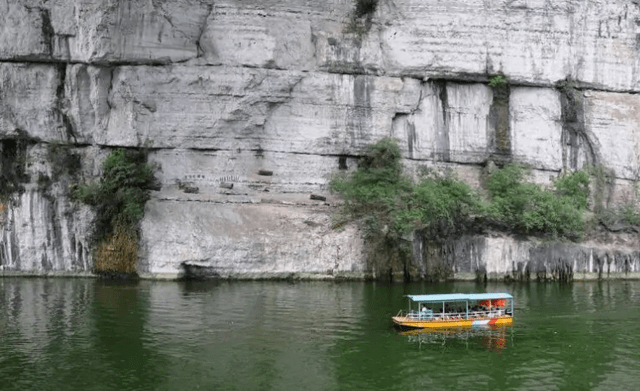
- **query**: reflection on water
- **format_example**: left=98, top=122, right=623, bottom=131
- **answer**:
left=399, top=325, right=511, bottom=351
left=1, top=279, right=640, bottom=390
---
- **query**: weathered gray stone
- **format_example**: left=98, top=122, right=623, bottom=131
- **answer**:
left=510, top=87, right=563, bottom=170
left=0, top=64, right=64, bottom=141
left=392, top=82, right=495, bottom=163
left=377, top=0, right=640, bottom=92
left=0, top=143, right=98, bottom=276
left=0, top=1, right=53, bottom=60
left=138, top=197, right=366, bottom=279
left=64, top=64, right=112, bottom=143
left=98, top=66, right=421, bottom=154
left=418, top=234, right=640, bottom=282
left=583, top=91, right=640, bottom=180
left=149, top=148, right=352, bottom=194
left=1, top=187, right=93, bottom=274
left=199, top=7, right=316, bottom=70
left=1, top=0, right=640, bottom=280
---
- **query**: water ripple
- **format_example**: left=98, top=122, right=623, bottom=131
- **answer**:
left=2, top=279, right=640, bottom=391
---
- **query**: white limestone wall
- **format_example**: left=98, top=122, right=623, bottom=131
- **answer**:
left=0, top=187, right=93, bottom=275
left=584, top=91, right=640, bottom=180
left=0, top=64, right=63, bottom=140
left=510, top=87, right=564, bottom=171
left=139, top=195, right=366, bottom=279
left=3, top=0, right=640, bottom=90
left=1, top=0, right=639, bottom=278
left=378, top=0, right=640, bottom=91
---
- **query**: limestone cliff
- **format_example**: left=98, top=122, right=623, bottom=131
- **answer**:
left=1, top=0, right=639, bottom=280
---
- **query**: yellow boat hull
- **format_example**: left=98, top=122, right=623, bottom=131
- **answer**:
left=392, top=315, right=514, bottom=329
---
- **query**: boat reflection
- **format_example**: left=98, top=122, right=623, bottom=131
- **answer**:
left=397, top=325, right=512, bottom=351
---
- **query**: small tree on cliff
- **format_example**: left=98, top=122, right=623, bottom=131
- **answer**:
left=74, top=148, right=158, bottom=275
left=330, top=138, right=482, bottom=279
left=485, top=164, right=589, bottom=239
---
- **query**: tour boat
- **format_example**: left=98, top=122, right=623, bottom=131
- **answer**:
left=392, top=293, right=514, bottom=329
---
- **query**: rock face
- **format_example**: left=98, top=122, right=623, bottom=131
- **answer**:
left=1, top=0, right=639, bottom=280
left=408, top=232, right=640, bottom=282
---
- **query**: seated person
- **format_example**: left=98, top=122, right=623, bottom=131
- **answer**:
left=420, top=305, right=433, bottom=319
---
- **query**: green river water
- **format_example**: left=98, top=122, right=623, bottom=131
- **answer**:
left=1, top=278, right=639, bottom=391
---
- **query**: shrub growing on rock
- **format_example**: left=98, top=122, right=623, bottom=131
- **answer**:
left=489, top=75, right=507, bottom=88
left=331, top=138, right=481, bottom=244
left=485, top=164, right=589, bottom=239
left=74, top=148, right=158, bottom=275
left=332, top=139, right=592, bottom=248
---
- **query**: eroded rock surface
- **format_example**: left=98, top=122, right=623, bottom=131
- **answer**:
left=1, top=0, right=639, bottom=280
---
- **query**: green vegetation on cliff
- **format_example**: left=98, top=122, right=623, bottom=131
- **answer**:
left=331, top=138, right=592, bottom=249
left=74, top=148, right=158, bottom=275
left=488, top=75, right=507, bottom=88
left=485, top=164, right=589, bottom=239
left=330, top=138, right=482, bottom=268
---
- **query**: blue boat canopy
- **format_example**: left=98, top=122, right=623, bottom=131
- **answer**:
left=406, top=293, right=513, bottom=303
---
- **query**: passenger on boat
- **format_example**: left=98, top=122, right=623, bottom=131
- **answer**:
left=420, top=305, right=433, bottom=319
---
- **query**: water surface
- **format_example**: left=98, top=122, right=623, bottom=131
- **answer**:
left=1, top=279, right=639, bottom=390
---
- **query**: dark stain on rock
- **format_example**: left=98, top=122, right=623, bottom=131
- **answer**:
left=558, top=79, right=598, bottom=170
left=77, top=241, right=84, bottom=270
left=406, top=120, right=416, bottom=159
left=41, top=252, right=52, bottom=271
left=55, top=63, right=78, bottom=143
left=347, top=76, right=373, bottom=148
left=75, top=66, right=96, bottom=134
left=48, top=199, right=64, bottom=265
left=432, top=81, right=451, bottom=162
left=338, top=156, right=348, bottom=170
left=40, top=8, right=54, bottom=56
left=0, top=134, right=34, bottom=200
left=488, top=83, right=511, bottom=160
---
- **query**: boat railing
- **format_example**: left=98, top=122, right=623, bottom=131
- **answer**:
left=403, top=309, right=510, bottom=321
